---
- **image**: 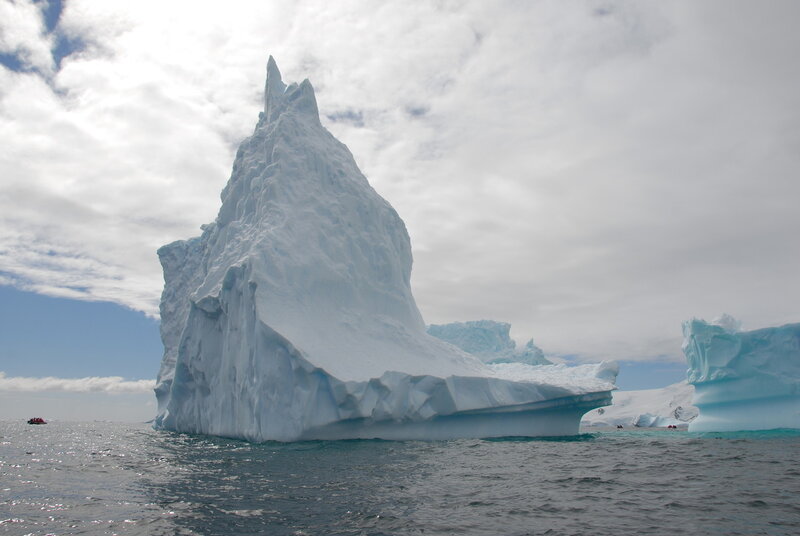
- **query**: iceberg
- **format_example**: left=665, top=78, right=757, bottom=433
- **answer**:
left=153, top=57, right=616, bottom=442
left=427, top=320, right=552, bottom=365
left=581, top=381, right=697, bottom=428
left=682, top=316, right=800, bottom=432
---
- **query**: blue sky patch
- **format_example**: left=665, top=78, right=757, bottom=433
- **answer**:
left=52, top=32, right=85, bottom=69
left=0, top=285, right=162, bottom=380
left=36, top=0, right=63, bottom=32
left=0, top=52, right=25, bottom=72
left=1, top=0, right=84, bottom=74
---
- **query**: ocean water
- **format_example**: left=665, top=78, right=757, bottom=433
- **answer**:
left=2, top=421, right=799, bottom=536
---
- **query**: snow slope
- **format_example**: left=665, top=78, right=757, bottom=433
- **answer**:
left=153, top=58, right=616, bottom=441
left=581, top=381, right=697, bottom=428
left=683, top=316, right=800, bottom=432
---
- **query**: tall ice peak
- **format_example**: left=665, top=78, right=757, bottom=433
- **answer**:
left=153, top=55, right=617, bottom=442
left=264, top=56, right=319, bottom=123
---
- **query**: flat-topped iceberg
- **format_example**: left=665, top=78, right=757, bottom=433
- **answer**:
left=153, top=58, right=616, bottom=441
left=683, top=315, right=800, bottom=432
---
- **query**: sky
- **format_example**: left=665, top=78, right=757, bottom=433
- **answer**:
left=1, top=1, right=799, bottom=419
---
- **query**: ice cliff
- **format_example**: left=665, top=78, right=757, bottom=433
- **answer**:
left=153, top=57, right=616, bottom=441
left=682, top=315, right=800, bottom=432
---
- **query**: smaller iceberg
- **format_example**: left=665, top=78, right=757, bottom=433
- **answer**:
left=427, top=320, right=551, bottom=365
left=682, top=315, right=800, bottom=432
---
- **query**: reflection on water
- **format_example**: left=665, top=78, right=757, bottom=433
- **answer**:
left=140, top=433, right=427, bottom=535
left=2, top=421, right=800, bottom=535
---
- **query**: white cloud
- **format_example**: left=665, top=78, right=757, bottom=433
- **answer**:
left=0, top=0, right=54, bottom=73
left=0, top=371, right=155, bottom=393
left=0, top=389, right=155, bottom=421
left=1, top=0, right=799, bottom=361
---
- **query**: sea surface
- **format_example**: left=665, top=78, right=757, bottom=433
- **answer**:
left=2, top=421, right=799, bottom=536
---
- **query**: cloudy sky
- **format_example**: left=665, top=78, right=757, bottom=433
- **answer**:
left=1, top=0, right=799, bottom=411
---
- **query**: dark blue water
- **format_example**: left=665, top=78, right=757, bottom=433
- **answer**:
left=2, top=421, right=799, bottom=535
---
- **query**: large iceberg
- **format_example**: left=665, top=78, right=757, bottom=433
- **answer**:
left=682, top=315, right=800, bottom=432
left=427, top=320, right=552, bottom=365
left=153, top=57, right=616, bottom=442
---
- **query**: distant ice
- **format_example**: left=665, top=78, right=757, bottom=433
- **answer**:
left=711, top=313, right=741, bottom=334
left=428, top=320, right=551, bottom=365
left=581, top=381, right=697, bottom=428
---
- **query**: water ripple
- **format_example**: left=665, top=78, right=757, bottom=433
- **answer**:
left=2, top=421, right=800, bottom=535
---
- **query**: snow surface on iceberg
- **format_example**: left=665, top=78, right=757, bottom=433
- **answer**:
left=153, top=57, right=616, bottom=441
left=581, top=381, right=697, bottom=428
left=428, top=320, right=551, bottom=365
left=683, top=316, right=800, bottom=432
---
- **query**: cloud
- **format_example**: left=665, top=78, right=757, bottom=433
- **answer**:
left=0, top=0, right=55, bottom=73
left=0, top=371, right=155, bottom=393
left=1, top=1, right=799, bottom=361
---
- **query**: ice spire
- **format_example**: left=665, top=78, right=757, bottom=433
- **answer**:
left=264, top=56, right=286, bottom=121
left=263, top=56, right=319, bottom=123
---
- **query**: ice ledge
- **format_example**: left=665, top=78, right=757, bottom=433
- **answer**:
left=300, top=391, right=611, bottom=441
left=155, top=275, right=616, bottom=441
